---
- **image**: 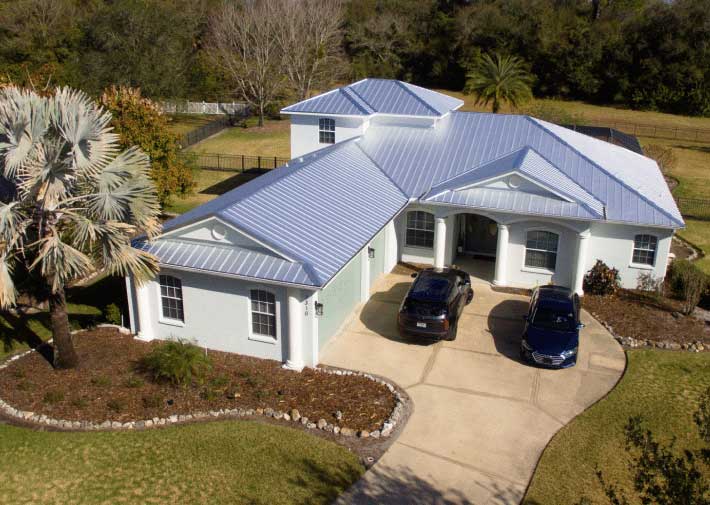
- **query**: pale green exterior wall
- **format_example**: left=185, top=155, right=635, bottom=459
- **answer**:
left=318, top=251, right=362, bottom=349
left=369, top=227, right=386, bottom=287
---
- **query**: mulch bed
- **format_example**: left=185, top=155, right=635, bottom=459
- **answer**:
left=0, top=328, right=395, bottom=432
left=583, top=289, right=710, bottom=344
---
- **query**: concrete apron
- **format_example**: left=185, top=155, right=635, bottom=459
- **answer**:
left=321, top=272, right=625, bottom=505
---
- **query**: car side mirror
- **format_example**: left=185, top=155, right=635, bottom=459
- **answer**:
left=577, top=323, right=585, bottom=330
left=410, top=273, right=418, bottom=279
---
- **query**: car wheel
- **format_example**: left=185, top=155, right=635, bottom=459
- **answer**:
left=446, top=320, right=458, bottom=341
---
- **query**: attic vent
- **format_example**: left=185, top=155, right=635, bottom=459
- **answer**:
left=508, top=174, right=522, bottom=189
left=212, top=223, right=227, bottom=241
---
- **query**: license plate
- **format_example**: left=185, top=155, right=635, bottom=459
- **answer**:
left=416, top=322, right=427, bottom=328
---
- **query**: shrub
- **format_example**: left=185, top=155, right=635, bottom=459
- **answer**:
left=668, top=259, right=708, bottom=315
left=636, top=271, right=664, bottom=294
left=43, top=390, right=65, bottom=404
left=103, top=303, right=122, bottom=326
left=91, top=375, right=112, bottom=387
left=139, top=339, right=212, bottom=387
left=583, top=260, right=621, bottom=296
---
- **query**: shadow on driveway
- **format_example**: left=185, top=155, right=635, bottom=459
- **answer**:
left=487, top=299, right=528, bottom=363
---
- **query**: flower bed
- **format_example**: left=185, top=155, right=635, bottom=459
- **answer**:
left=0, top=328, right=403, bottom=436
left=583, top=289, right=710, bottom=351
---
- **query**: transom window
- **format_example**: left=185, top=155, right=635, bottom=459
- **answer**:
left=632, top=234, right=657, bottom=265
left=159, top=275, right=184, bottom=321
left=525, top=230, right=559, bottom=271
left=250, top=289, right=277, bottom=338
left=318, top=118, right=335, bottom=144
left=406, top=211, right=435, bottom=248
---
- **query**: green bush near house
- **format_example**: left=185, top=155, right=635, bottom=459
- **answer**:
left=668, top=259, right=708, bottom=314
left=138, top=340, right=212, bottom=387
left=583, top=260, right=621, bottom=296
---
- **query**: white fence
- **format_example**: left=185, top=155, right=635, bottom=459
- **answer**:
left=160, top=100, right=250, bottom=116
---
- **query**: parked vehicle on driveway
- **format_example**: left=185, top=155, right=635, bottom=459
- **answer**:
left=398, top=268, right=474, bottom=341
left=520, top=285, right=584, bottom=368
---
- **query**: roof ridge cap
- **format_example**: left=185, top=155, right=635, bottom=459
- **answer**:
left=352, top=141, right=409, bottom=199
left=525, top=116, right=683, bottom=227
left=396, top=81, right=441, bottom=116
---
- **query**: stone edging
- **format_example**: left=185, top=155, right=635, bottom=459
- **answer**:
left=0, top=331, right=405, bottom=438
left=589, top=313, right=707, bottom=352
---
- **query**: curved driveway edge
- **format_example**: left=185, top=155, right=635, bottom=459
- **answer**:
left=320, top=272, right=625, bottom=505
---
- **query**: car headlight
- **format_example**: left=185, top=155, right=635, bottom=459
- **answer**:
left=521, top=339, right=533, bottom=351
left=561, top=347, right=578, bottom=358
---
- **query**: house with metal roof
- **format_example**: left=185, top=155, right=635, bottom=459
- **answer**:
left=127, top=79, right=683, bottom=370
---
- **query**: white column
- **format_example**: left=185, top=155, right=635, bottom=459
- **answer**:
left=284, top=287, right=305, bottom=371
left=307, top=290, right=319, bottom=367
left=383, top=220, right=398, bottom=273
left=493, top=223, right=509, bottom=286
left=135, top=279, right=154, bottom=341
left=124, top=275, right=136, bottom=333
left=572, top=230, right=591, bottom=296
left=434, top=217, right=447, bottom=269
left=360, top=246, right=370, bottom=303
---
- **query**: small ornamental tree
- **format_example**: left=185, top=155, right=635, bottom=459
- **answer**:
left=464, top=53, right=534, bottom=113
left=100, top=86, right=193, bottom=206
left=0, top=86, right=161, bottom=369
left=583, top=260, right=621, bottom=296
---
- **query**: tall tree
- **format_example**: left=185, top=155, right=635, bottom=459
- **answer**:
left=276, top=0, right=345, bottom=100
left=0, top=86, right=161, bottom=368
left=206, top=0, right=286, bottom=126
left=464, top=53, right=533, bottom=113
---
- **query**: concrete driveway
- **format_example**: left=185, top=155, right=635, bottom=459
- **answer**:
left=321, top=271, right=625, bottom=505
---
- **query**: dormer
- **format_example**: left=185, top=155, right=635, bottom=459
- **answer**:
left=280, top=79, right=464, bottom=158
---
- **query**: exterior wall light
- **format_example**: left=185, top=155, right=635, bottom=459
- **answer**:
left=314, top=302, right=324, bottom=317
left=368, top=247, right=375, bottom=259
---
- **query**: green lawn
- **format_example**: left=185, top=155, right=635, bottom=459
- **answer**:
left=0, top=420, right=362, bottom=505
left=164, top=168, right=262, bottom=215
left=524, top=350, right=710, bottom=505
left=187, top=117, right=290, bottom=158
left=165, top=113, right=217, bottom=136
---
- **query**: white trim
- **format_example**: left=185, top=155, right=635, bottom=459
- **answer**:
left=158, top=216, right=297, bottom=263
left=630, top=233, right=658, bottom=268
left=246, top=285, right=281, bottom=345
left=158, top=263, right=318, bottom=291
left=281, top=110, right=446, bottom=120
left=156, top=274, right=186, bottom=327
left=125, top=275, right=136, bottom=334
left=452, top=170, right=575, bottom=204
left=522, top=228, right=560, bottom=273
left=404, top=209, right=436, bottom=249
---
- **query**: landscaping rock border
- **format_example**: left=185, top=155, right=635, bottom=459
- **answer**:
left=591, top=313, right=708, bottom=352
left=0, top=335, right=406, bottom=437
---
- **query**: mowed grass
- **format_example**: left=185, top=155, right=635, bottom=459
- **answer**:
left=0, top=420, right=363, bottom=505
left=164, top=168, right=262, bottom=215
left=165, top=113, right=217, bottom=136
left=187, top=117, right=291, bottom=158
left=524, top=350, right=710, bottom=505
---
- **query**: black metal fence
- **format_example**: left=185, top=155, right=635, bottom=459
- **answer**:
left=577, top=120, right=710, bottom=143
left=676, top=198, right=710, bottom=221
left=192, top=152, right=290, bottom=171
left=178, top=116, right=231, bottom=148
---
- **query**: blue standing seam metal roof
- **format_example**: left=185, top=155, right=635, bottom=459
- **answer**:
left=281, top=79, right=464, bottom=117
left=139, top=81, right=683, bottom=290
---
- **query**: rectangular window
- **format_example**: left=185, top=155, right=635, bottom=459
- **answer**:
left=319, top=118, right=335, bottom=144
left=632, top=234, right=657, bottom=265
left=250, top=289, right=277, bottom=338
left=159, top=275, right=184, bottom=322
left=525, top=230, right=559, bottom=271
left=405, top=211, right=435, bottom=248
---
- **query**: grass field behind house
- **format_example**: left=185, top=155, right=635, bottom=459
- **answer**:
left=165, top=113, right=217, bottom=136
left=0, top=420, right=363, bottom=505
left=187, top=116, right=291, bottom=158
left=524, top=350, right=710, bottom=505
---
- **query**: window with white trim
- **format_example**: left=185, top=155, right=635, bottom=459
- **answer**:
left=159, top=275, right=184, bottom=321
left=406, top=211, right=435, bottom=248
left=250, top=289, right=277, bottom=339
left=524, top=230, right=559, bottom=271
left=318, top=118, right=335, bottom=144
left=632, top=234, right=657, bottom=265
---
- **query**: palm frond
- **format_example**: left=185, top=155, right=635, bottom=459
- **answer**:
left=31, top=231, right=94, bottom=293
left=0, top=254, right=16, bottom=308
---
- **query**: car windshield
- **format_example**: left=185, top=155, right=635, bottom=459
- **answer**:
left=409, top=275, right=452, bottom=301
left=532, top=306, right=576, bottom=331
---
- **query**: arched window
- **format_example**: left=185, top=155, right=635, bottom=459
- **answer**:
left=525, top=230, right=559, bottom=271
left=632, top=234, right=658, bottom=266
left=250, top=289, right=277, bottom=339
left=406, top=211, right=435, bottom=248
left=159, top=275, right=184, bottom=322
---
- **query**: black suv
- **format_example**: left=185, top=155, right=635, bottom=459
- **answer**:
left=398, top=268, right=473, bottom=341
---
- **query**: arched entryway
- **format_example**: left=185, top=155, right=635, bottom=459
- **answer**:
left=452, top=213, right=500, bottom=283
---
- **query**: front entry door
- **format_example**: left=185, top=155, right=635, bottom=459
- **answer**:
left=463, top=215, right=497, bottom=257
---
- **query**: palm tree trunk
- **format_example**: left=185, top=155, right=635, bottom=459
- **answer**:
left=492, top=99, right=500, bottom=114
left=49, top=287, right=78, bottom=369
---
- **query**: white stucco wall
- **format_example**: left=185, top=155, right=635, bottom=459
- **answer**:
left=289, top=114, right=368, bottom=158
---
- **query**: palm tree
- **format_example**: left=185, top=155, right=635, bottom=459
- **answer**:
left=0, top=86, right=161, bottom=369
left=464, top=53, right=534, bottom=113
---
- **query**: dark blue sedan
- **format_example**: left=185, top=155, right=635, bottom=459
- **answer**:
left=520, top=285, right=584, bottom=368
